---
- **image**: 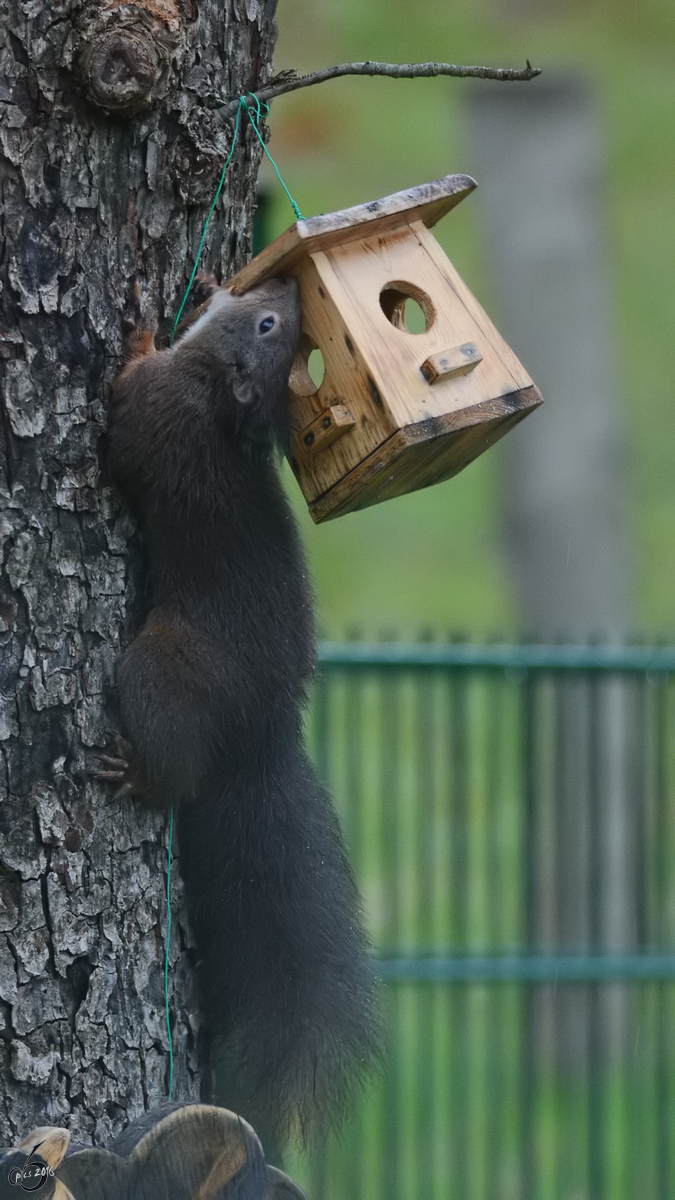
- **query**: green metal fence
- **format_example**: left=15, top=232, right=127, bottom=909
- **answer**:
left=289, top=642, right=675, bottom=1200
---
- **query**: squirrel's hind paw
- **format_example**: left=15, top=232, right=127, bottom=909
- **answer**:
left=91, top=736, right=152, bottom=804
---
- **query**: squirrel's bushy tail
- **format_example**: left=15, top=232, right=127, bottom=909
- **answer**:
left=176, top=743, right=380, bottom=1152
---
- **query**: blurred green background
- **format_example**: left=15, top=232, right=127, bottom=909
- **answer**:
left=258, top=0, right=675, bottom=639
left=248, top=12, right=675, bottom=1192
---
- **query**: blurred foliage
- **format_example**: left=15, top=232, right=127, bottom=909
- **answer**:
left=258, top=0, right=675, bottom=637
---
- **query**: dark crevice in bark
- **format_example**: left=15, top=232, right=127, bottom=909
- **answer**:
left=0, top=402, right=16, bottom=493
left=139, top=1048, right=149, bottom=1109
left=0, top=999, right=15, bottom=1043
left=38, top=861, right=57, bottom=975
left=65, top=957, right=94, bottom=1025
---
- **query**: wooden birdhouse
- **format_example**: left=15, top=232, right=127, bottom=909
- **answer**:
left=228, top=174, right=542, bottom=523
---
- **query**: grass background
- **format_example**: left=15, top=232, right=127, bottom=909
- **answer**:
left=256, top=0, right=675, bottom=639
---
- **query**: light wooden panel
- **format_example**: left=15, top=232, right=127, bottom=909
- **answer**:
left=412, top=221, right=534, bottom=390
left=287, top=256, right=395, bottom=505
left=311, top=223, right=534, bottom=431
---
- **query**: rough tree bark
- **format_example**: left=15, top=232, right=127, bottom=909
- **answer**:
left=0, top=0, right=278, bottom=1145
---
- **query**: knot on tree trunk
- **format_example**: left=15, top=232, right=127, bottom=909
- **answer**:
left=78, top=3, right=183, bottom=116
left=85, top=29, right=160, bottom=112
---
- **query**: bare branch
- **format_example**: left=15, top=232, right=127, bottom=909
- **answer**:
left=220, top=59, right=542, bottom=116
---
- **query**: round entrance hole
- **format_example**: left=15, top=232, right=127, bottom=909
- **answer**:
left=379, top=282, right=436, bottom=334
left=289, top=336, right=326, bottom=397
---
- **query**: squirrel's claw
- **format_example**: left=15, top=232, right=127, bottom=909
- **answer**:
left=90, top=736, right=154, bottom=806
left=111, top=781, right=135, bottom=804
left=93, top=766, right=127, bottom=781
left=192, top=271, right=220, bottom=307
left=90, top=735, right=132, bottom=788
left=96, top=754, right=129, bottom=771
left=91, top=762, right=130, bottom=805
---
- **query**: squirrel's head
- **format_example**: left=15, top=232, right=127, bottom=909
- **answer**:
left=175, top=276, right=301, bottom=450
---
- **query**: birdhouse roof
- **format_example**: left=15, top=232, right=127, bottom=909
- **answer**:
left=228, top=173, right=477, bottom=294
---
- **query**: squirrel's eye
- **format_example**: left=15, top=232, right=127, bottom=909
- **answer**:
left=258, top=315, right=276, bottom=334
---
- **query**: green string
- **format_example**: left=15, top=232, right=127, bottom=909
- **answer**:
left=170, top=100, right=243, bottom=342
left=165, top=804, right=174, bottom=1099
left=162, top=100, right=300, bottom=1088
left=171, top=93, right=302, bottom=344
left=241, top=94, right=304, bottom=222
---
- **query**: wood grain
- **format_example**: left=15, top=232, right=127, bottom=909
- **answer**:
left=286, top=221, right=538, bottom=513
left=314, top=221, right=533, bottom=431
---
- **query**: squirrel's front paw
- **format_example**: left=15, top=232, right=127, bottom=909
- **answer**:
left=92, top=735, right=152, bottom=804
left=121, top=281, right=159, bottom=367
left=192, top=271, right=220, bottom=307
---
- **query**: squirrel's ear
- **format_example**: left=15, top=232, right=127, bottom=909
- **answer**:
left=232, top=367, right=257, bottom=407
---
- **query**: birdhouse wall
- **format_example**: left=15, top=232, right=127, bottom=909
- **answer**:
left=288, top=255, right=396, bottom=505
left=311, top=220, right=533, bottom=428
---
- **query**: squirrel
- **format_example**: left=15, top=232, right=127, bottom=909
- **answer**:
left=99, top=275, right=379, bottom=1157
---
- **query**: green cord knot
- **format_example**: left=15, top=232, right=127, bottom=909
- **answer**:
left=242, top=93, right=304, bottom=221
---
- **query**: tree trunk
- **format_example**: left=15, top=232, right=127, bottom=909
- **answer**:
left=0, top=0, right=278, bottom=1145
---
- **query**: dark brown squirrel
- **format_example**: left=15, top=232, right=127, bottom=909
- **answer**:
left=100, top=275, right=379, bottom=1158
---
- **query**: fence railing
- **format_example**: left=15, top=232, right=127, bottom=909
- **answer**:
left=288, top=643, right=675, bottom=1200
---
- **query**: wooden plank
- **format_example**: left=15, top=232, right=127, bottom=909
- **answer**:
left=286, top=226, right=539, bottom=509
left=421, top=343, right=482, bottom=383
left=227, top=174, right=476, bottom=293
left=295, top=403, right=356, bottom=456
left=286, top=255, right=394, bottom=504
left=307, top=385, right=542, bottom=522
